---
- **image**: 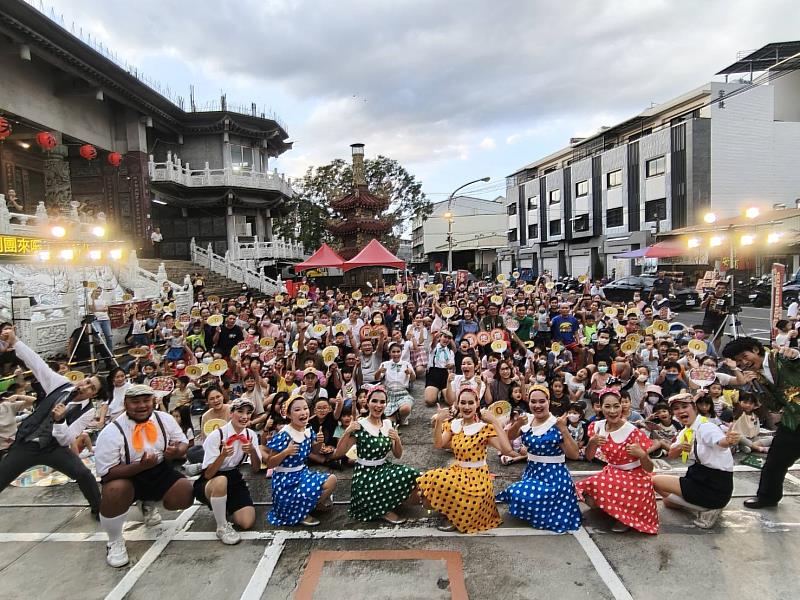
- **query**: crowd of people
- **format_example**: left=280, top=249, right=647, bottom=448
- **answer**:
left=0, top=270, right=799, bottom=569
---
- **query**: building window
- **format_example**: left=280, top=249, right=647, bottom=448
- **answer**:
left=573, top=214, right=590, bottom=232
left=645, top=156, right=666, bottom=178
left=548, top=189, right=561, bottom=204
left=528, top=224, right=538, bottom=239
left=606, top=207, right=624, bottom=228
left=606, top=170, right=622, bottom=188
left=549, top=219, right=561, bottom=236
left=645, top=198, right=667, bottom=221
left=507, top=203, right=517, bottom=215
left=575, top=180, right=588, bottom=197
left=508, top=229, right=518, bottom=243
left=527, top=196, right=539, bottom=210
left=230, top=144, right=253, bottom=170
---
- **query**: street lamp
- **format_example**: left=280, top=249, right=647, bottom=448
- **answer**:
left=445, top=176, right=490, bottom=272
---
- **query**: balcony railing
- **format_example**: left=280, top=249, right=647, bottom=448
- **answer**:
left=235, top=238, right=307, bottom=261
left=148, top=154, right=295, bottom=197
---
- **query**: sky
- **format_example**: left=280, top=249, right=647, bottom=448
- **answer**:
left=37, top=0, right=800, bottom=206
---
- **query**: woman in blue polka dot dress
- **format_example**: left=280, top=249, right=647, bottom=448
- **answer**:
left=496, top=384, right=582, bottom=533
left=265, top=396, right=337, bottom=527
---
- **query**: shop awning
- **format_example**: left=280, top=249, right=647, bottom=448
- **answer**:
left=614, top=242, right=686, bottom=259
left=342, top=239, right=405, bottom=271
left=294, top=243, right=345, bottom=272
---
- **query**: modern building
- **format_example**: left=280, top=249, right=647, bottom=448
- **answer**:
left=411, top=195, right=506, bottom=276
left=499, top=41, right=800, bottom=279
left=0, top=0, right=297, bottom=262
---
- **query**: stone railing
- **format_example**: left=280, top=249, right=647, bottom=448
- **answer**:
left=190, top=238, right=284, bottom=295
left=148, top=153, right=295, bottom=197
left=235, top=238, right=306, bottom=262
left=0, top=194, right=107, bottom=237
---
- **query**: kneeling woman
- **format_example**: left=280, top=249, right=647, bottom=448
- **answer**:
left=333, top=386, right=421, bottom=524
left=653, top=392, right=740, bottom=529
left=194, top=397, right=262, bottom=545
left=575, top=388, right=658, bottom=534
left=264, top=396, right=337, bottom=527
left=496, top=385, right=582, bottom=533
left=417, top=388, right=513, bottom=533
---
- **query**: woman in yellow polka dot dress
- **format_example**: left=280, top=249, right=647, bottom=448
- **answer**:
left=417, top=387, right=513, bottom=532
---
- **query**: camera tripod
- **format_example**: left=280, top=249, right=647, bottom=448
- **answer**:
left=68, top=314, right=119, bottom=374
left=710, top=305, right=746, bottom=346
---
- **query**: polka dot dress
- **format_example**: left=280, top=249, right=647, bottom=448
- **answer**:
left=495, top=419, right=581, bottom=533
left=416, top=420, right=502, bottom=534
left=574, top=421, right=659, bottom=534
left=266, top=427, right=331, bottom=526
left=348, top=420, right=421, bottom=522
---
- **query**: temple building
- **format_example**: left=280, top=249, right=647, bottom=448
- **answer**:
left=327, top=143, right=393, bottom=259
left=0, top=0, right=297, bottom=262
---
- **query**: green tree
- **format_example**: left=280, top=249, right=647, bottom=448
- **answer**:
left=275, top=156, right=431, bottom=251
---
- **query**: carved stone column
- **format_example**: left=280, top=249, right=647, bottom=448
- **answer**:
left=44, top=155, right=73, bottom=212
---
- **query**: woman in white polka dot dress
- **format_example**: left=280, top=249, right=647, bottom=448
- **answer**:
left=575, top=388, right=659, bottom=534
left=496, top=384, right=582, bottom=533
left=264, top=396, right=337, bottom=527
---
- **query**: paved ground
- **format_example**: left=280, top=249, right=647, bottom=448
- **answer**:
left=1, top=306, right=798, bottom=600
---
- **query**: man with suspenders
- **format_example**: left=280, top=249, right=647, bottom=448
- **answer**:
left=0, top=327, right=102, bottom=515
left=94, top=384, right=193, bottom=567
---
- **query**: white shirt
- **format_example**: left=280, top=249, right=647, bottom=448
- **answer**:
left=450, top=374, right=486, bottom=401
left=52, top=400, right=97, bottom=446
left=671, top=415, right=733, bottom=472
left=358, top=352, right=382, bottom=383
left=200, top=422, right=261, bottom=471
left=95, top=411, right=187, bottom=477
left=151, top=231, right=163, bottom=243
left=787, top=301, right=799, bottom=319
left=380, top=360, right=412, bottom=388
left=108, top=382, right=132, bottom=420
left=428, top=345, right=454, bottom=369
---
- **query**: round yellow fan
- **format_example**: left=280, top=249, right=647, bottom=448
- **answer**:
left=207, top=359, right=229, bottom=377
left=65, top=371, right=85, bottom=382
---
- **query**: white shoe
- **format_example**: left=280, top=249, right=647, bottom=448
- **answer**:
left=301, top=515, right=320, bottom=527
left=183, top=463, right=203, bottom=477
left=215, top=522, right=241, bottom=545
left=106, top=539, right=129, bottom=568
left=693, top=508, right=722, bottom=529
left=140, top=501, right=162, bottom=527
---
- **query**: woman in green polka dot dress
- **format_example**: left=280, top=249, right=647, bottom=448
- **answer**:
left=333, top=386, right=420, bottom=524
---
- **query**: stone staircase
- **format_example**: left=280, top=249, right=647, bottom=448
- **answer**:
left=138, top=259, right=246, bottom=298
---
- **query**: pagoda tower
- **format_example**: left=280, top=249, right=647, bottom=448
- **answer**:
left=327, top=143, right=393, bottom=260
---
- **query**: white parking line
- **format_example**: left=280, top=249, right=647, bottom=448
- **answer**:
left=572, top=527, right=633, bottom=600
left=240, top=532, right=287, bottom=600
left=104, top=505, right=198, bottom=600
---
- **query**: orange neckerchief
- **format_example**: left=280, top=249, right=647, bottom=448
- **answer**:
left=132, top=421, right=158, bottom=452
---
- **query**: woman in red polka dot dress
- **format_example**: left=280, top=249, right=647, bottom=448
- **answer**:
left=575, top=388, right=659, bottom=534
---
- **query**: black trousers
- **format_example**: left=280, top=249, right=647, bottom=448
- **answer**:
left=757, top=425, right=800, bottom=503
left=0, top=442, right=101, bottom=511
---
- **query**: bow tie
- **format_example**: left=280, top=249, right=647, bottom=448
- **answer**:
left=226, top=433, right=249, bottom=446
left=132, top=421, right=158, bottom=453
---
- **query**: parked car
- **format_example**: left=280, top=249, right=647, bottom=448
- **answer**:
left=601, top=275, right=700, bottom=309
left=747, top=272, right=800, bottom=308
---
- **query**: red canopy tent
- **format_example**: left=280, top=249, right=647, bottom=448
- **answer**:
left=294, top=243, right=346, bottom=272
left=342, top=238, right=405, bottom=271
left=613, top=241, right=686, bottom=259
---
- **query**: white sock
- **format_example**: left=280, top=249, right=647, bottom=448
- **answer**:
left=100, top=513, right=126, bottom=544
left=210, top=495, right=228, bottom=528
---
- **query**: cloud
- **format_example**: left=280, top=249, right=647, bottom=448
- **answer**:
left=44, top=0, right=800, bottom=182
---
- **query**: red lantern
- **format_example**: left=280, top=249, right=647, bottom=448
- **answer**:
left=0, top=117, right=11, bottom=140
left=107, top=151, right=122, bottom=167
left=36, top=132, right=57, bottom=150
left=79, top=144, right=97, bottom=160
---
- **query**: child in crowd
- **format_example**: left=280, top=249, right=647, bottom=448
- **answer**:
left=731, top=393, right=772, bottom=454
left=646, top=402, right=681, bottom=458
left=565, top=401, right=588, bottom=457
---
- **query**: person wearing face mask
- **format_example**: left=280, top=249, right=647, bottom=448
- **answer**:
left=588, top=331, right=614, bottom=366
left=624, top=367, right=652, bottom=411
left=657, top=361, right=688, bottom=399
